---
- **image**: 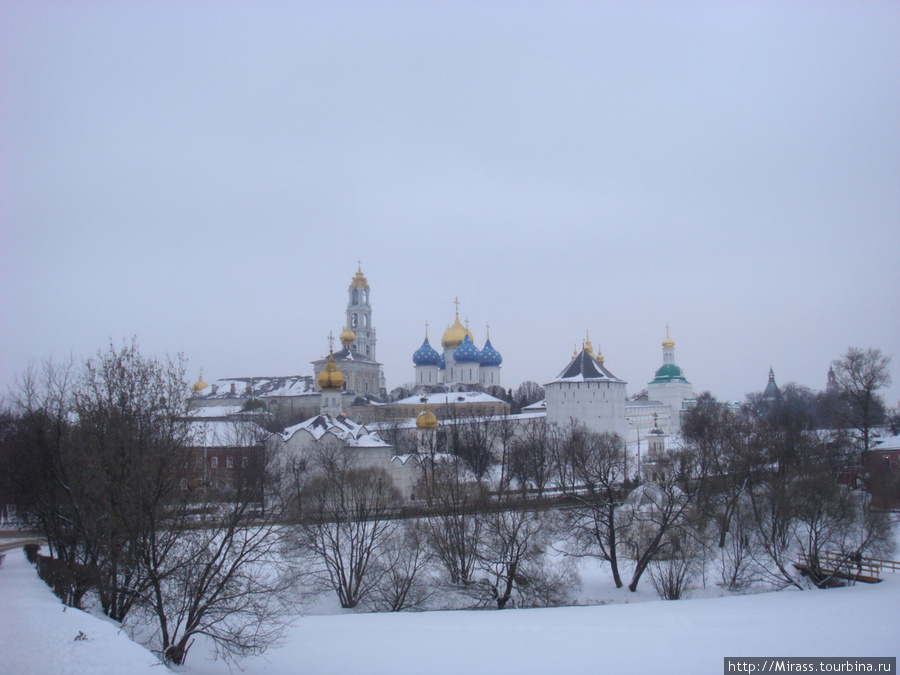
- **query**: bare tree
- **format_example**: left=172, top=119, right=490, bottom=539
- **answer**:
left=620, top=450, right=701, bottom=593
left=512, top=381, right=544, bottom=413
left=558, top=427, right=628, bottom=588
left=4, top=343, right=294, bottom=667
left=791, top=460, right=893, bottom=587
left=419, top=458, right=486, bottom=586
left=131, top=463, right=293, bottom=666
left=1, top=358, right=89, bottom=605
left=72, top=340, right=193, bottom=621
left=476, top=497, right=576, bottom=609
left=290, top=442, right=403, bottom=609
left=508, top=417, right=561, bottom=496
left=682, top=393, right=755, bottom=548
left=367, top=521, right=436, bottom=612
left=831, top=347, right=892, bottom=453
left=451, top=409, right=499, bottom=480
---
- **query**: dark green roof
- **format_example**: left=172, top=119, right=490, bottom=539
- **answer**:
left=650, top=363, right=690, bottom=385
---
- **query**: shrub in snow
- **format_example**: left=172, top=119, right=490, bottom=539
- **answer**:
left=34, top=554, right=98, bottom=609
left=23, top=543, right=40, bottom=564
left=647, top=525, right=702, bottom=600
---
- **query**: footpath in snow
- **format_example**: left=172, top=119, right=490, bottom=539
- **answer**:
left=0, top=547, right=167, bottom=675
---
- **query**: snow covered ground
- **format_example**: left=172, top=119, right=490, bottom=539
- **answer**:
left=0, top=545, right=166, bottom=674
left=2, top=540, right=898, bottom=675
left=184, top=568, right=899, bottom=675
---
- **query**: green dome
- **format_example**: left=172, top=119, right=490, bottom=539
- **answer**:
left=650, top=363, right=689, bottom=384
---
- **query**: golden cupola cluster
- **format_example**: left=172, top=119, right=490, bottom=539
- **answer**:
left=582, top=332, right=604, bottom=363
left=317, top=350, right=345, bottom=391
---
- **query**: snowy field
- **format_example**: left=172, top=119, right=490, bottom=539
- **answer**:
left=2, top=540, right=898, bottom=675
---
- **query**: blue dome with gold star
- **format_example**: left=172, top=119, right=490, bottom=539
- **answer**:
left=453, top=334, right=481, bottom=363
left=479, top=339, right=503, bottom=367
left=413, top=337, right=441, bottom=366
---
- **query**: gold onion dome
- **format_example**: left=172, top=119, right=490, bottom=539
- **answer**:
left=317, top=351, right=345, bottom=391
left=191, top=369, right=208, bottom=393
left=441, top=314, right=470, bottom=350
left=416, top=405, right=438, bottom=430
left=340, top=324, right=356, bottom=345
left=662, top=325, right=675, bottom=349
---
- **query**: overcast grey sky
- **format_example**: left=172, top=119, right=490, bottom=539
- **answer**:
left=2, top=1, right=898, bottom=406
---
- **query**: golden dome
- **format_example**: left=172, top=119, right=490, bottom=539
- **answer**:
left=349, top=263, right=369, bottom=290
left=416, top=404, right=438, bottom=430
left=317, top=351, right=345, bottom=391
left=339, top=324, right=356, bottom=346
left=441, top=314, right=469, bottom=350
left=191, top=369, right=208, bottom=393
left=662, top=324, right=675, bottom=349
left=596, top=347, right=605, bottom=364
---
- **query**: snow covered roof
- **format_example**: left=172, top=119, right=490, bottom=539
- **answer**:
left=625, top=399, right=668, bottom=409
left=546, top=349, right=626, bottom=385
left=394, top=391, right=506, bottom=406
left=873, top=435, right=900, bottom=451
left=281, top=414, right=390, bottom=448
left=312, top=348, right=381, bottom=366
left=186, top=405, right=243, bottom=419
left=186, top=419, right=270, bottom=448
left=192, top=375, right=315, bottom=400
left=369, top=411, right=543, bottom=433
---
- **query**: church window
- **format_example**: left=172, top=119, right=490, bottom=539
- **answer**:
left=352, top=289, right=359, bottom=305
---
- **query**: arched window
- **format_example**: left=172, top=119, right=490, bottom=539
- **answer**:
left=352, top=289, right=359, bottom=305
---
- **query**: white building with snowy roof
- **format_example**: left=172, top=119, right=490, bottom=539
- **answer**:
left=270, top=413, right=423, bottom=499
left=544, top=336, right=628, bottom=438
